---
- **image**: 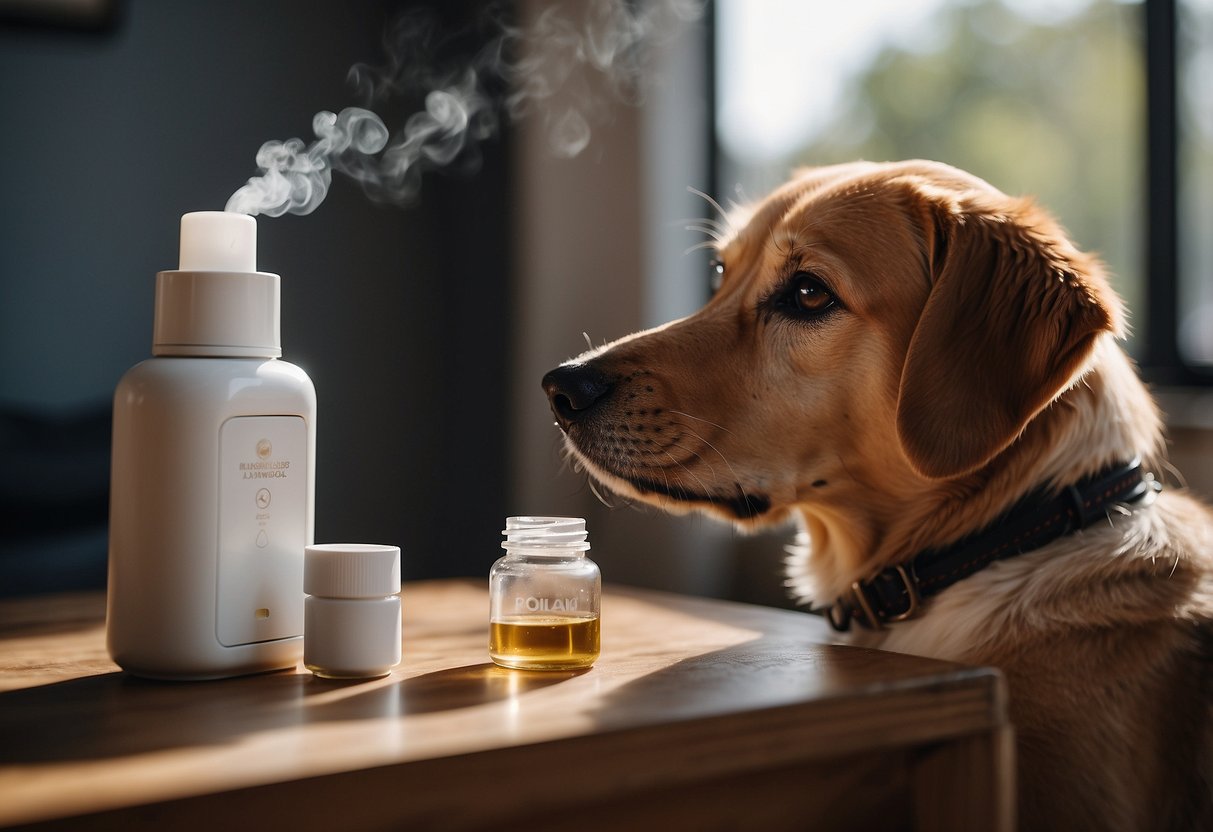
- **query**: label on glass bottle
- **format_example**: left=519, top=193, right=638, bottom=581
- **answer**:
left=216, top=415, right=307, bottom=646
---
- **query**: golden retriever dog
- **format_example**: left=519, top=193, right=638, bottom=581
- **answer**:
left=541, top=160, right=1213, bottom=831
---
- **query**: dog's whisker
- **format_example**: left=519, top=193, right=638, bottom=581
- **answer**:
left=663, top=439, right=707, bottom=462
left=785, top=235, right=826, bottom=263
left=676, top=213, right=728, bottom=232
left=687, top=185, right=730, bottom=225
left=582, top=331, right=594, bottom=351
left=680, top=217, right=727, bottom=234
left=586, top=477, right=616, bottom=509
left=682, top=228, right=724, bottom=248
left=686, top=226, right=725, bottom=242
left=658, top=448, right=715, bottom=499
left=670, top=424, right=745, bottom=488
left=683, top=221, right=724, bottom=238
left=695, top=436, right=745, bottom=489
left=664, top=441, right=717, bottom=480
left=656, top=461, right=681, bottom=502
left=664, top=429, right=737, bottom=494
left=684, top=228, right=724, bottom=245
left=768, top=232, right=809, bottom=260
left=553, top=438, right=578, bottom=476
left=683, top=240, right=721, bottom=256
left=667, top=409, right=734, bottom=436
left=664, top=472, right=693, bottom=503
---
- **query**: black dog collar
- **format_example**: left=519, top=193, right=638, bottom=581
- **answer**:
left=824, top=459, right=1158, bottom=632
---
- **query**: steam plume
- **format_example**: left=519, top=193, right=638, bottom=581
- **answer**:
left=226, top=0, right=704, bottom=217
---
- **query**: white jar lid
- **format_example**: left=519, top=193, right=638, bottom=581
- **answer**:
left=305, top=544, right=401, bottom=598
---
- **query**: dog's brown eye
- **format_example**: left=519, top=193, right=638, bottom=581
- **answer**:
left=762, top=270, right=841, bottom=325
left=710, top=259, right=725, bottom=292
left=791, top=272, right=836, bottom=315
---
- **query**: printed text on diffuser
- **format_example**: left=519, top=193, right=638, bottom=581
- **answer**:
left=239, top=461, right=291, bottom=480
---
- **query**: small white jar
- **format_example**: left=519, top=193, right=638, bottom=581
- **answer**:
left=304, top=543, right=401, bottom=679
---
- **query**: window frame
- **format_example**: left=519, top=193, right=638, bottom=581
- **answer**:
left=1145, top=0, right=1210, bottom=384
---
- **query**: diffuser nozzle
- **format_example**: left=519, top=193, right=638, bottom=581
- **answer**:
left=179, top=211, right=257, bottom=272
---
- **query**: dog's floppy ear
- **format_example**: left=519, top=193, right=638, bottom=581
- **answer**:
left=896, top=186, right=1122, bottom=479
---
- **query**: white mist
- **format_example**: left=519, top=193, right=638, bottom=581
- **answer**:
left=106, top=212, right=316, bottom=680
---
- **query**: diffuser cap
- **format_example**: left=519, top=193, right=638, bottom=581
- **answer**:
left=152, top=211, right=281, bottom=357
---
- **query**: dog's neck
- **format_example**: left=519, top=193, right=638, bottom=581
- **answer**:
left=786, top=336, right=1164, bottom=605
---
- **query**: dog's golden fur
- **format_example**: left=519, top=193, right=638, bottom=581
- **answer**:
left=545, top=160, right=1213, bottom=830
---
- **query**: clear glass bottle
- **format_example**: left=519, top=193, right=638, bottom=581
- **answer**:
left=489, top=517, right=601, bottom=670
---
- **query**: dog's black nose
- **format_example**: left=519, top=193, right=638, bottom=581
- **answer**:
left=542, top=363, right=614, bottom=429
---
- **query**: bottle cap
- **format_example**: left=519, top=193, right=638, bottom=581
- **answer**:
left=305, top=544, right=401, bottom=599
left=502, top=516, right=590, bottom=553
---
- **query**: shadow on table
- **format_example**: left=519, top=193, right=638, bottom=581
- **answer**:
left=0, top=662, right=580, bottom=764
left=591, top=638, right=966, bottom=730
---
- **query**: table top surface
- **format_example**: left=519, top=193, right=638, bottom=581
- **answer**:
left=0, top=580, right=1004, bottom=827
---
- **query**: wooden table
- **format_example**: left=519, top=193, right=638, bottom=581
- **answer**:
left=0, top=580, right=1011, bottom=831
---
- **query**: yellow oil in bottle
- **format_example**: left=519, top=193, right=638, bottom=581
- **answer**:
left=489, top=614, right=600, bottom=670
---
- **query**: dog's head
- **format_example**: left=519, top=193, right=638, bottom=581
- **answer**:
left=542, top=160, right=1122, bottom=539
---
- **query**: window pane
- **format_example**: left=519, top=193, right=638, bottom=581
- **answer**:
left=1180, top=0, right=1213, bottom=365
left=717, top=0, right=1144, bottom=351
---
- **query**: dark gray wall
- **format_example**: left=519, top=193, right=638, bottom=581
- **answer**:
left=0, top=0, right=513, bottom=593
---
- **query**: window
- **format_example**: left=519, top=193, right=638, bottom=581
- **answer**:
left=716, top=0, right=1210, bottom=382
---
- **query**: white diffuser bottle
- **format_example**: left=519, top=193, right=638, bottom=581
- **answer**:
left=107, top=211, right=316, bottom=680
